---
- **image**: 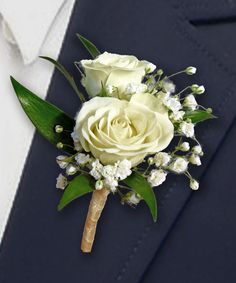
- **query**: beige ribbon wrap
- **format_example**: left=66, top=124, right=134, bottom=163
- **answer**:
left=81, top=188, right=110, bottom=253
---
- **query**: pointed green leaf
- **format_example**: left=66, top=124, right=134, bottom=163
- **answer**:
left=184, top=110, right=216, bottom=123
left=77, top=34, right=101, bottom=58
left=58, top=174, right=94, bottom=211
left=40, top=56, right=85, bottom=102
left=123, top=172, right=157, bottom=222
left=11, top=77, right=75, bottom=154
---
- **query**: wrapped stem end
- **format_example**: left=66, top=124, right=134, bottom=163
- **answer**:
left=81, top=188, right=110, bottom=253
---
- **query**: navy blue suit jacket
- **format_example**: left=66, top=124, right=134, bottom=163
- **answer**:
left=1, top=0, right=236, bottom=282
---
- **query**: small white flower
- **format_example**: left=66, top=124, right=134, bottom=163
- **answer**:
left=75, top=153, right=91, bottom=165
left=196, top=85, right=205, bottom=94
left=106, top=84, right=115, bottom=95
left=56, top=174, right=68, bottom=190
left=163, top=96, right=182, bottom=113
left=90, top=169, right=102, bottom=180
left=148, top=157, right=154, bottom=165
left=185, top=66, right=197, bottom=75
left=162, top=79, right=176, bottom=94
left=125, top=82, right=147, bottom=95
left=56, top=155, right=68, bottom=169
left=115, top=159, right=132, bottom=180
left=190, top=179, right=199, bottom=190
left=126, top=192, right=141, bottom=205
left=180, top=121, right=195, bottom=138
left=179, top=142, right=190, bottom=152
left=154, top=152, right=171, bottom=167
left=102, top=165, right=117, bottom=179
left=89, top=159, right=103, bottom=180
left=66, top=164, right=77, bottom=175
left=191, top=84, right=205, bottom=94
left=189, top=154, right=201, bottom=166
left=148, top=169, right=167, bottom=187
left=170, top=110, right=185, bottom=122
left=169, top=157, right=188, bottom=173
left=71, top=131, right=83, bottom=151
left=104, top=177, right=118, bottom=193
left=192, top=145, right=203, bottom=156
left=183, top=94, right=198, bottom=110
left=95, top=180, right=104, bottom=190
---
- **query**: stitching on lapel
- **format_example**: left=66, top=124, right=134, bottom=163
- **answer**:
left=115, top=3, right=236, bottom=281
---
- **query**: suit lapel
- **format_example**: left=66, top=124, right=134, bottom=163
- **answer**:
left=1, top=1, right=236, bottom=283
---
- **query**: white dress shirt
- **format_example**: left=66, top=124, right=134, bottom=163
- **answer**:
left=0, top=0, right=75, bottom=243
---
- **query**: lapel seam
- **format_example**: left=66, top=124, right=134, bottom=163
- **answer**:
left=115, top=3, right=236, bottom=281
left=174, top=0, right=236, bottom=21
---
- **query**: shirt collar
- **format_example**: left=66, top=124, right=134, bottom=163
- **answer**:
left=0, top=0, right=66, bottom=65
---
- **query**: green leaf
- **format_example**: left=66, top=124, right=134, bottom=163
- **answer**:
left=40, top=56, right=85, bottom=102
left=77, top=34, right=101, bottom=58
left=184, top=110, right=216, bottom=123
left=58, top=174, right=94, bottom=211
left=123, top=172, right=157, bottom=222
left=11, top=77, right=75, bottom=154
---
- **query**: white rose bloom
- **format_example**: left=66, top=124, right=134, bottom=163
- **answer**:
left=183, top=94, right=198, bottom=110
left=148, top=169, right=167, bottom=187
left=154, top=152, right=171, bottom=167
left=189, top=154, right=201, bottom=166
left=75, top=153, right=91, bottom=165
left=169, top=157, right=188, bottom=173
left=180, top=121, right=195, bottom=138
left=74, top=93, right=174, bottom=166
left=80, top=52, right=156, bottom=97
left=56, top=174, right=68, bottom=190
left=190, top=179, right=199, bottom=190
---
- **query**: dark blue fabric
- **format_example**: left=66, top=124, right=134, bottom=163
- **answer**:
left=0, top=0, right=236, bottom=282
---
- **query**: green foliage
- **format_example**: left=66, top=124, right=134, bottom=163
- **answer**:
left=77, top=34, right=101, bottom=58
left=11, top=77, right=75, bottom=154
left=184, top=110, right=216, bottom=123
left=40, top=56, right=85, bottom=102
left=58, top=174, right=94, bottom=211
left=123, top=172, right=157, bottom=222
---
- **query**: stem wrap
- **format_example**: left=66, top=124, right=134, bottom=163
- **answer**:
left=81, top=188, right=110, bottom=253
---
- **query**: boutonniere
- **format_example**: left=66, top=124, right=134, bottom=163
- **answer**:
left=11, top=34, right=216, bottom=253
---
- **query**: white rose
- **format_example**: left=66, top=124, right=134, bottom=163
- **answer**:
left=73, top=93, right=174, bottom=166
left=80, top=52, right=156, bottom=97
